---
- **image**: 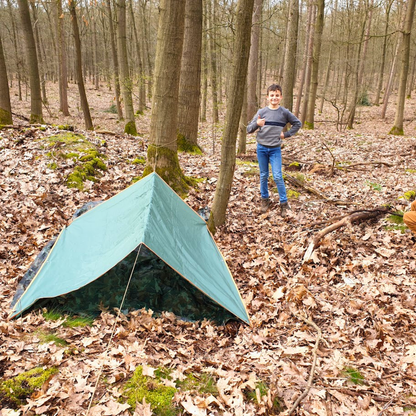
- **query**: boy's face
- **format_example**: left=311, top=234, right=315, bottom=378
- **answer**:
left=267, top=89, right=282, bottom=109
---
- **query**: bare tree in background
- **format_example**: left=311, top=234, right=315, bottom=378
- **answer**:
left=117, top=0, right=137, bottom=135
left=0, top=32, right=12, bottom=125
left=69, top=0, right=93, bottom=130
left=17, top=0, right=44, bottom=123
left=177, top=0, right=203, bottom=153
left=389, top=0, right=416, bottom=135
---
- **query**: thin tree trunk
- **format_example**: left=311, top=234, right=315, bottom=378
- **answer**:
left=7, top=0, right=23, bottom=101
left=18, top=0, right=44, bottom=123
left=282, top=0, right=299, bottom=111
left=294, top=1, right=313, bottom=118
left=208, top=0, right=255, bottom=232
left=177, top=0, right=203, bottom=151
left=106, top=0, right=123, bottom=120
left=69, top=0, right=93, bottom=130
left=381, top=2, right=405, bottom=119
left=93, top=17, right=99, bottom=90
left=304, top=0, right=324, bottom=129
left=129, top=0, right=146, bottom=113
left=30, top=1, right=47, bottom=104
left=55, top=0, right=70, bottom=115
left=374, top=0, right=393, bottom=106
left=246, top=0, right=263, bottom=120
left=238, top=86, right=248, bottom=154
left=207, top=0, right=219, bottom=123
left=347, top=1, right=373, bottom=129
left=117, top=0, right=137, bottom=135
left=0, top=32, right=13, bottom=125
left=389, top=0, right=416, bottom=135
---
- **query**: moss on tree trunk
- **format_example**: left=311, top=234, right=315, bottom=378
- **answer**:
left=144, top=144, right=190, bottom=197
left=177, top=133, right=202, bottom=154
left=124, top=120, right=138, bottom=136
left=0, top=107, right=12, bottom=126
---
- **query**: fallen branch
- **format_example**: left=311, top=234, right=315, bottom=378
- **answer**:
left=337, top=161, right=394, bottom=170
left=284, top=171, right=356, bottom=205
left=288, top=312, right=322, bottom=415
left=303, top=207, right=391, bottom=262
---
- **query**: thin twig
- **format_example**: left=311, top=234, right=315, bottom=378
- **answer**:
left=288, top=312, right=322, bottom=415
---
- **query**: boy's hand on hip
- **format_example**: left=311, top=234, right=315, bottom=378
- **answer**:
left=280, top=132, right=285, bottom=140
left=257, top=115, right=266, bottom=127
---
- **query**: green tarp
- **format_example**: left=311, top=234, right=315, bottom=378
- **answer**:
left=10, top=173, right=250, bottom=324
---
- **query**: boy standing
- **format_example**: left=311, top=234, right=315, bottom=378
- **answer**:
left=247, top=84, right=302, bottom=216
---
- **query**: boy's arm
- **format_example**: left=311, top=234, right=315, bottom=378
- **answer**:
left=247, top=110, right=261, bottom=134
left=283, top=110, right=302, bottom=138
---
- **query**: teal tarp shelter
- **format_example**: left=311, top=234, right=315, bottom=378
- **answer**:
left=10, top=173, right=250, bottom=324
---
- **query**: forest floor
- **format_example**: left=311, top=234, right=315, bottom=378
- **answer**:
left=1, top=82, right=416, bottom=416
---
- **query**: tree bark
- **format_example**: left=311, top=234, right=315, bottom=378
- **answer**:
left=374, top=0, right=393, bottom=106
left=304, top=0, right=324, bottom=129
left=117, top=0, right=137, bottom=135
left=145, top=0, right=188, bottom=194
left=69, top=0, right=93, bottom=130
left=17, top=0, right=44, bottom=124
left=389, top=0, right=416, bottom=135
left=129, top=0, right=146, bottom=113
left=106, top=0, right=123, bottom=120
left=0, top=32, right=13, bottom=125
left=207, top=0, right=219, bottom=123
left=294, top=1, right=314, bottom=118
left=282, top=0, right=299, bottom=111
left=7, top=0, right=23, bottom=101
left=177, top=0, right=203, bottom=152
left=246, top=0, right=263, bottom=119
left=208, top=0, right=255, bottom=232
left=346, top=0, right=373, bottom=130
left=55, top=0, right=70, bottom=115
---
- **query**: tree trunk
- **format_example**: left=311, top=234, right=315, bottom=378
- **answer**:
left=381, top=2, right=405, bottom=120
left=56, top=0, right=70, bottom=115
left=208, top=0, right=254, bottom=232
left=129, top=0, right=146, bottom=113
left=29, top=1, right=47, bottom=104
left=106, top=0, right=123, bottom=120
left=177, top=0, right=203, bottom=152
left=300, top=3, right=315, bottom=125
left=282, top=0, right=299, bottom=111
left=69, top=0, right=93, bottom=130
left=346, top=1, right=373, bottom=130
left=389, top=0, right=415, bottom=135
left=304, top=0, right=324, bottom=129
left=294, top=1, right=313, bottom=118
left=237, top=86, right=248, bottom=154
left=17, top=0, right=44, bottom=123
left=145, top=0, right=188, bottom=194
left=207, top=0, right=219, bottom=123
left=0, top=32, right=13, bottom=125
left=374, top=0, right=393, bottom=106
left=6, top=0, right=23, bottom=101
left=117, top=0, right=137, bottom=135
left=246, top=0, right=263, bottom=119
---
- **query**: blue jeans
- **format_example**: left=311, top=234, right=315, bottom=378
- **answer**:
left=257, top=143, right=287, bottom=203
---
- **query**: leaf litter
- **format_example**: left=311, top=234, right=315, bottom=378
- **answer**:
left=1, top=83, right=416, bottom=415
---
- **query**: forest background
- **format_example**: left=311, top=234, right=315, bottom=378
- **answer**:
left=1, top=0, right=416, bottom=415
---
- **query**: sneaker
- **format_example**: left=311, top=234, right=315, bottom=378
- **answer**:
left=280, top=202, right=291, bottom=217
left=261, top=198, right=270, bottom=213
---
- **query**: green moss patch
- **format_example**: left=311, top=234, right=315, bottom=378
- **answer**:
left=122, top=366, right=219, bottom=415
left=132, top=157, right=146, bottom=165
left=43, top=309, right=94, bottom=328
left=36, top=330, right=68, bottom=347
left=0, top=367, right=58, bottom=408
left=41, top=133, right=108, bottom=191
left=287, top=189, right=300, bottom=199
left=399, top=190, right=416, bottom=201
left=177, top=134, right=203, bottom=155
left=342, top=367, right=365, bottom=385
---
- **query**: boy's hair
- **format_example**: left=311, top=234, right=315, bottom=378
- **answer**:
left=267, top=84, right=283, bottom=95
